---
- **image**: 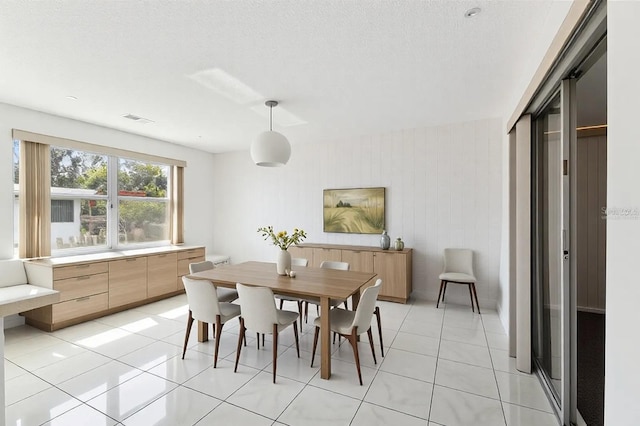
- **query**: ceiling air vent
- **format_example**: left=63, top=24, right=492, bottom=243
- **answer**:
left=122, top=113, right=154, bottom=124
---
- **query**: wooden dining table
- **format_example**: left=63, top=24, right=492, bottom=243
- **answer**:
left=187, top=260, right=376, bottom=379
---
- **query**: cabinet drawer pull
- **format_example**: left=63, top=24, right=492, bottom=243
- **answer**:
left=126, top=258, right=137, bottom=262
left=76, top=296, right=91, bottom=302
left=76, top=276, right=91, bottom=281
left=158, top=254, right=167, bottom=258
left=77, top=264, right=91, bottom=268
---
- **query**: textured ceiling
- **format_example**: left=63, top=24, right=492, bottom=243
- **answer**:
left=0, top=1, right=572, bottom=154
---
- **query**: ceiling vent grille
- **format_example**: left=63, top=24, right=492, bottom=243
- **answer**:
left=122, top=113, right=154, bottom=124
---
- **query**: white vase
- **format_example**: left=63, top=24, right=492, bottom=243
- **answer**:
left=276, top=249, right=291, bottom=275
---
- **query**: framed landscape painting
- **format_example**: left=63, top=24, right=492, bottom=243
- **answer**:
left=323, top=187, right=385, bottom=234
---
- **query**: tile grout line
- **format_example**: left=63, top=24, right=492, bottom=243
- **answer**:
left=348, top=298, right=413, bottom=425
left=426, top=302, right=446, bottom=424
left=480, top=307, right=508, bottom=426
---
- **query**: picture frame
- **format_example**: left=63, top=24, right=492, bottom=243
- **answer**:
left=323, top=187, right=385, bottom=234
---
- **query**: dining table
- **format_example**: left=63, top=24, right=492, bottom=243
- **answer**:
left=187, top=260, right=377, bottom=379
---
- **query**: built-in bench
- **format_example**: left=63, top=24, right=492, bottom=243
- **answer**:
left=0, top=259, right=60, bottom=422
left=0, top=259, right=59, bottom=318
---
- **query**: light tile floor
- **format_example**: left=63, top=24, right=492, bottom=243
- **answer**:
left=4, top=295, right=560, bottom=425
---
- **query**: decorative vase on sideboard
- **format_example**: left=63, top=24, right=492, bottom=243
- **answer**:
left=395, top=237, right=405, bottom=251
left=277, top=249, right=291, bottom=275
left=380, top=230, right=390, bottom=250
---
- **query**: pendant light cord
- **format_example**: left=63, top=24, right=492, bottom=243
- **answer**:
left=269, top=104, right=273, bottom=131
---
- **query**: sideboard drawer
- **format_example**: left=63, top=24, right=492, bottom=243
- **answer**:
left=177, top=248, right=205, bottom=261
left=52, top=292, right=109, bottom=323
left=53, top=262, right=109, bottom=281
left=54, top=272, right=109, bottom=302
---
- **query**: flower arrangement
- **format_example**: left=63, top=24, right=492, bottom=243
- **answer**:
left=257, top=226, right=307, bottom=251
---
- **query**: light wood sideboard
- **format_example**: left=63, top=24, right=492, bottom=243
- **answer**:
left=289, top=243, right=412, bottom=303
left=22, top=245, right=204, bottom=331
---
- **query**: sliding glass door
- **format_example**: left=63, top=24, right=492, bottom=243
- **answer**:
left=532, top=79, right=577, bottom=425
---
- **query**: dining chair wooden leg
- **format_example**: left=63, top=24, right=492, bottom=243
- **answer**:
left=310, top=326, right=319, bottom=367
left=272, top=323, right=278, bottom=383
left=240, top=317, right=247, bottom=346
left=256, top=332, right=260, bottom=349
left=367, top=327, right=377, bottom=365
left=297, top=301, right=304, bottom=328
left=213, top=315, right=223, bottom=368
left=262, top=333, right=265, bottom=347
left=436, top=280, right=446, bottom=308
left=234, top=318, right=245, bottom=373
left=468, top=284, right=475, bottom=313
left=374, top=306, right=384, bottom=357
left=182, top=310, right=194, bottom=359
left=346, top=328, right=363, bottom=385
left=471, top=282, right=481, bottom=314
left=442, top=281, right=448, bottom=302
left=304, top=301, right=309, bottom=323
left=279, top=299, right=284, bottom=310
left=293, top=321, right=300, bottom=357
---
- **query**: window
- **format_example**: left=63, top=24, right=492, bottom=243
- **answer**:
left=48, top=146, right=171, bottom=253
left=117, top=158, right=170, bottom=245
left=50, top=147, right=109, bottom=251
left=12, top=140, right=19, bottom=254
left=13, top=129, right=184, bottom=258
left=51, top=200, right=74, bottom=222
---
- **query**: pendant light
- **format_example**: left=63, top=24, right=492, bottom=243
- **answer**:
left=250, top=100, right=291, bottom=167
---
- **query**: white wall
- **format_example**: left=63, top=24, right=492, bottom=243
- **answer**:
left=605, top=1, right=640, bottom=423
left=0, top=102, right=217, bottom=260
left=211, top=118, right=503, bottom=307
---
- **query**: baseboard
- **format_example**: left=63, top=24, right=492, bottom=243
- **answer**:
left=3, top=313, right=25, bottom=329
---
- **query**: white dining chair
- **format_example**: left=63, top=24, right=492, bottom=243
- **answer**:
left=276, top=257, right=308, bottom=328
left=303, top=260, right=350, bottom=322
left=189, top=260, right=239, bottom=303
left=311, top=279, right=382, bottom=385
left=181, top=276, right=241, bottom=368
left=436, top=248, right=480, bottom=313
left=234, top=283, right=300, bottom=383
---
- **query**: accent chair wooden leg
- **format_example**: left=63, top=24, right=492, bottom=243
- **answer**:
left=256, top=332, right=260, bottom=349
left=468, top=284, right=475, bottom=313
left=182, top=310, right=194, bottom=359
left=374, top=306, right=384, bottom=357
left=472, top=282, right=481, bottom=314
left=311, top=326, right=319, bottom=367
left=213, top=315, right=223, bottom=368
left=436, top=280, right=445, bottom=308
left=234, top=318, right=245, bottom=373
left=272, top=323, right=278, bottom=384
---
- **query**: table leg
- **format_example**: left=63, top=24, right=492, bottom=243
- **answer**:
left=320, top=296, right=331, bottom=379
left=351, top=290, right=361, bottom=311
left=198, top=321, right=209, bottom=342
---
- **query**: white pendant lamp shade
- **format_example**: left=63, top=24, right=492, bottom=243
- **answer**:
left=251, top=100, right=291, bottom=167
left=251, top=130, right=291, bottom=167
